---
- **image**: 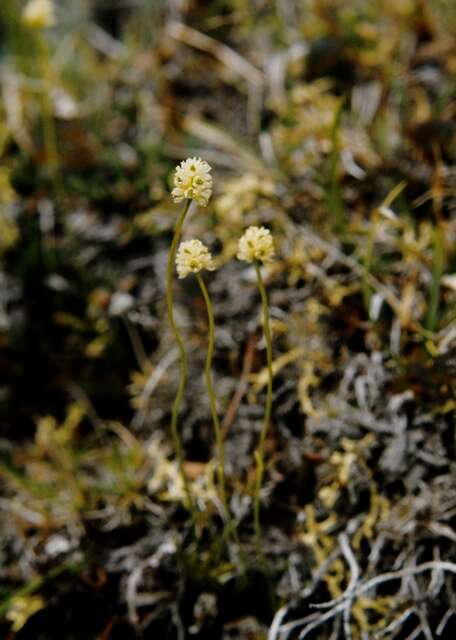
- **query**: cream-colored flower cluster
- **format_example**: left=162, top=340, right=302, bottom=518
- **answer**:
left=171, top=157, right=212, bottom=207
left=170, top=160, right=276, bottom=274
left=176, top=239, right=215, bottom=279
left=237, top=226, right=274, bottom=264
left=22, top=0, right=56, bottom=29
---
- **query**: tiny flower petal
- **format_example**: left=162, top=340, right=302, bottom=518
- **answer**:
left=22, top=0, right=56, bottom=29
left=237, top=226, right=275, bottom=264
left=176, top=239, right=216, bottom=279
left=171, top=157, right=213, bottom=207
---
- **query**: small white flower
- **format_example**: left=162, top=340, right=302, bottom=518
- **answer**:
left=237, top=226, right=274, bottom=264
left=176, top=239, right=216, bottom=279
left=22, top=0, right=56, bottom=29
left=171, top=157, right=212, bottom=207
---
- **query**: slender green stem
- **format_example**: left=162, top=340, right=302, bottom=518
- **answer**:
left=362, top=215, right=377, bottom=313
left=166, top=200, right=198, bottom=532
left=253, top=262, right=273, bottom=553
left=124, top=317, right=149, bottom=374
left=363, top=181, right=406, bottom=315
left=37, top=33, right=60, bottom=195
left=196, top=273, right=243, bottom=560
left=326, top=98, right=345, bottom=234
left=196, top=274, right=227, bottom=504
left=426, top=224, right=444, bottom=332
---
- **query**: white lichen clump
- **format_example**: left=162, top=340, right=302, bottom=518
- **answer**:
left=22, top=0, right=56, bottom=29
left=171, top=157, right=212, bottom=207
left=176, top=239, right=215, bottom=279
left=237, top=226, right=274, bottom=264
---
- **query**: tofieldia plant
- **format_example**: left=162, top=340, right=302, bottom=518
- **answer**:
left=168, top=164, right=275, bottom=559
left=167, top=158, right=213, bottom=533
left=175, top=239, right=239, bottom=549
left=237, top=226, right=275, bottom=552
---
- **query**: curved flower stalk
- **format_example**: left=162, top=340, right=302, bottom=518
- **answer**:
left=237, top=226, right=275, bottom=552
left=167, top=159, right=213, bottom=534
left=176, top=239, right=241, bottom=550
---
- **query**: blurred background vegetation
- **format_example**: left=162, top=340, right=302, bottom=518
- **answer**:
left=1, top=1, right=456, bottom=638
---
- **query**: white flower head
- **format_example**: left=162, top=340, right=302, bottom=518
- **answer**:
left=171, top=157, right=212, bottom=207
left=22, top=0, right=56, bottom=29
left=176, top=239, right=216, bottom=279
left=237, top=226, right=275, bottom=264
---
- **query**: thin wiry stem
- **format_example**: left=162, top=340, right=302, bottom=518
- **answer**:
left=196, top=273, right=243, bottom=561
left=253, top=262, right=273, bottom=552
left=196, top=275, right=227, bottom=505
left=426, top=224, right=444, bottom=332
left=166, top=199, right=198, bottom=533
left=37, top=33, right=60, bottom=195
